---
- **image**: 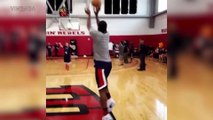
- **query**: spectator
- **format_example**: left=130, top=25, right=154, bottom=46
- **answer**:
left=129, top=42, right=134, bottom=63
left=123, top=40, right=129, bottom=64
left=46, top=42, right=52, bottom=57
left=119, top=41, right=124, bottom=65
left=138, top=39, right=147, bottom=71
left=113, top=43, right=119, bottom=58
left=54, top=42, right=60, bottom=57
left=158, top=42, right=167, bottom=63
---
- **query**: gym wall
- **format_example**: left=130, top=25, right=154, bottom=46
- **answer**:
left=46, top=0, right=167, bottom=56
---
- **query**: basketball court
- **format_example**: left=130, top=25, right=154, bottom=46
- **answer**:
left=46, top=58, right=167, bottom=120
left=46, top=0, right=167, bottom=119
left=2, top=0, right=213, bottom=120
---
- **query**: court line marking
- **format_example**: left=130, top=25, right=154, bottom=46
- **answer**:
left=46, top=94, right=73, bottom=99
left=46, top=107, right=80, bottom=113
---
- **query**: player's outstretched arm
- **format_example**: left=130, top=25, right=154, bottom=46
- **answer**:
left=59, top=42, right=63, bottom=48
left=94, top=7, right=100, bottom=27
left=85, top=8, right=91, bottom=30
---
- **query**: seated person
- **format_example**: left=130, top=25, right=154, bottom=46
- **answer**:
left=152, top=42, right=167, bottom=62
left=159, top=49, right=167, bottom=63
left=113, top=44, right=119, bottom=58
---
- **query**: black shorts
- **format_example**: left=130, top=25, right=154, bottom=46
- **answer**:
left=64, top=55, right=71, bottom=63
left=47, top=51, right=52, bottom=57
left=94, top=60, right=112, bottom=90
left=29, top=52, right=39, bottom=64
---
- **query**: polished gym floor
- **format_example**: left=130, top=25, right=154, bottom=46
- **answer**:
left=46, top=57, right=167, bottom=120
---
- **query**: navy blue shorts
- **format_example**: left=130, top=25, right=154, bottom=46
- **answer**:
left=64, top=55, right=71, bottom=63
left=94, top=60, right=112, bottom=90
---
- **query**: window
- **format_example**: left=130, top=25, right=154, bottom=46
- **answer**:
left=105, top=0, right=137, bottom=14
left=46, top=0, right=72, bottom=15
left=157, top=0, right=167, bottom=13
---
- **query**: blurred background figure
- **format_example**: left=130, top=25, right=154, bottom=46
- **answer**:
left=10, top=29, right=19, bottom=54
left=123, top=40, right=129, bottom=64
left=158, top=42, right=167, bottom=63
left=0, top=28, right=6, bottom=55
left=168, top=23, right=182, bottom=78
left=46, top=42, right=52, bottom=58
left=28, top=26, right=45, bottom=77
left=54, top=42, right=60, bottom=57
left=113, top=43, right=119, bottom=58
left=119, top=41, right=124, bottom=66
left=129, top=42, right=134, bottom=63
left=193, top=25, right=213, bottom=65
left=138, top=39, right=147, bottom=71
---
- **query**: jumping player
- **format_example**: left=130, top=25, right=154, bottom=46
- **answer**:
left=85, top=7, right=116, bottom=120
left=59, top=42, right=72, bottom=71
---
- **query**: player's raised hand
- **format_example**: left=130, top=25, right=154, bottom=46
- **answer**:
left=94, top=7, right=100, bottom=16
left=85, top=8, right=91, bottom=16
left=59, top=42, right=63, bottom=48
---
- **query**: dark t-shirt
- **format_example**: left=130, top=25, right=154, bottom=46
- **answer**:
left=129, top=45, right=134, bottom=53
left=64, top=46, right=71, bottom=55
left=64, top=46, right=71, bottom=62
left=139, top=44, right=147, bottom=55
left=54, top=44, right=59, bottom=51
left=123, top=44, right=128, bottom=53
left=46, top=45, right=52, bottom=53
left=28, top=35, right=44, bottom=63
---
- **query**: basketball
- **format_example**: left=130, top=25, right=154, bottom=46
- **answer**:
left=159, top=42, right=164, bottom=48
left=92, top=0, right=101, bottom=8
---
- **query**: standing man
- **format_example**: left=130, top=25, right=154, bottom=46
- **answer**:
left=54, top=42, right=60, bottom=57
left=123, top=40, right=129, bottom=64
left=129, top=42, right=134, bottom=63
left=85, top=7, right=116, bottom=120
left=119, top=41, right=124, bottom=65
left=138, top=39, right=147, bottom=71
left=46, top=42, right=52, bottom=58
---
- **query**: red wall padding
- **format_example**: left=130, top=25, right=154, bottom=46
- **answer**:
left=168, top=15, right=213, bottom=38
left=46, top=34, right=167, bottom=56
left=0, top=18, right=45, bottom=54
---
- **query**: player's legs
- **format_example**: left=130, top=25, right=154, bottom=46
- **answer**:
left=99, top=88, right=109, bottom=111
left=64, top=55, right=71, bottom=71
left=29, top=52, right=39, bottom=77
left=119, top=55, right=124, bottom=65
left=104, top=64, right=115, bottom=113
left=95, top=62, right=115, bottom=114
left=65, top=63, right=69, bottom=71
left=139, top=54, right=146, bottom=70
left=95, top=68, right=108, bottom=110
left=55, top=50, right=58, bottom=57
left=130, top=52, right=133, bottom=62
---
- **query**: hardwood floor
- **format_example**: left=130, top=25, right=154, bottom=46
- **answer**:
left=46, top=57, right=167, bottom=120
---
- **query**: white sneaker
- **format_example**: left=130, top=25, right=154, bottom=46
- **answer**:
left=107, top=98, right=116, bottom=112
left=102, top=113, right=114, bottom=120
